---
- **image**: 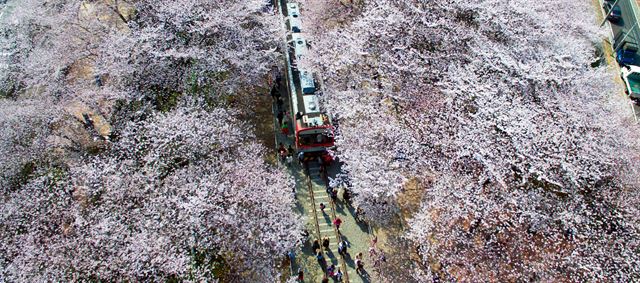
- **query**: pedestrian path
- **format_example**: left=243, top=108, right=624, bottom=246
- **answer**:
left=287, top=160, right=375, bottom=283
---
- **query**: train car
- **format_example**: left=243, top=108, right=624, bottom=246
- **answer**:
left=290, top=72, right=334, bottom=154
left=290, top=33, right=307, bottom=68
left=286, top=3, right=301, bottom=33
left=283, top=29, right=335, bottom=159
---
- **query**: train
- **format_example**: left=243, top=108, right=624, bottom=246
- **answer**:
left=282, top=2, right=335, bottom=162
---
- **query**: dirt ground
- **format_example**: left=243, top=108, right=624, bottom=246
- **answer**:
left=244, top=86, right=277, bottom=157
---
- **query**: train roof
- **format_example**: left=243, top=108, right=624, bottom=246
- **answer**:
left=302, top=93, right=319, bottom=113
left=291, top=34, right=307, bottom=61
left=288, top=68, right=329, bottom=130
left=297, top=94, right=328, bottom=129
left=299, top=69, right=315, bottom=94
left=287, top=3, right=300, bottom=16
left=286, top=3, right=301, bottom=33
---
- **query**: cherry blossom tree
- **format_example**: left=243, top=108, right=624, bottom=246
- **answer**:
left=1, top=0, right=298, bottom=281
left=2, top=0, right=282, bottom=111
left=0, top=99, right=60, bottom=192
left=98, top=0, right=282, bottom=99
left=300, top=0, right=640, bottom=280
left=1, top=106, right=300, bottom=281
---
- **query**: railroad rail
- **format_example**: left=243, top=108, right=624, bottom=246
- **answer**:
left=305, top=163, right=322, bottom=242
left=305, top=161, right=350, bottom=282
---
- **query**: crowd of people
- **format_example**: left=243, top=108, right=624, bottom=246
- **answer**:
left=306, top=235, right=386, bottom=282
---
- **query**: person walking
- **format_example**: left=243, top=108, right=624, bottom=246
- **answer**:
left=369, top=246, right=377, bottom=258
left=355, top=252, right=365, bottom=274
left=338, top=239, right=349, bottom=256
left=355, top=206, right=365, bottom=223
left=319, top=203, right=326, bottom=214
left=321, top=275, right=329, bottom=283
left=333, top=217, right=342, bottom=231
left=297, top=268, right=304, bottom=281
left=312, top=239, right=320, bottom=253
left=327, top=264, right=335, bottom=277
left=335, top=268, right=343, bottom=282
left=316, top=250, right=325, bottom=265
left=278, top=143, right=287, bottom=163
left=277, top=97, right=284, bottom=111
left=288, top=249, right=296, bottom=263
left=330, top=188, right=338, bottom=203
left=343, top=189, right=352, bottom=206
left=287, top=144, right=295, bottom=157
left=270, top=84, right=280, bottom=101
left=275, top=72, right=282, bottom=88
left=322, top=236, right=330, bottom=250
left=325, top=184, right=333, bottom=196
left=321, top=153, right=332, bottom=166
left=378, top=250, right=386, bottom=263
left=281, top=121, right=290, bottom=136
left=277, top=110, right=284, bottom=125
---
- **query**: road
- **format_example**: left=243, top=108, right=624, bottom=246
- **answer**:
left=601, top=0, right=640, bottom=121
left=608, top=0, right=640, bottom=51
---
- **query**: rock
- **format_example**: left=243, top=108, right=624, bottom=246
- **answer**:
left=66, top=101, right=112, bottom=139
left=67, top=57, right=95, bottom=83
left=79, top=0, right=134, bottom=32
left=50, top=112, right=109, bottom=158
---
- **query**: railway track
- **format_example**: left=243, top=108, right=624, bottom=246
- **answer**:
left=305, top=161, right=350, bottom=282
left=274, top=0, right=363, bottom=281
left=305, top=162, right=322, bottom=243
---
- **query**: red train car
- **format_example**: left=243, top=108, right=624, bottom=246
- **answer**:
left=284, top=33, right=335, bottom=160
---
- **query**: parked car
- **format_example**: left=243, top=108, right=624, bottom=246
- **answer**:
left=621, top=65, right=640, bottom=103
left=617, top=41, right=638, bottom=66
left=604, top=2, right=622, bottom=22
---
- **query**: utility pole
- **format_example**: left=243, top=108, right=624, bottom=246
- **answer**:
left=630, top=0, right=640, bottom=28
left=601, top=0, right=622, bottom=26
